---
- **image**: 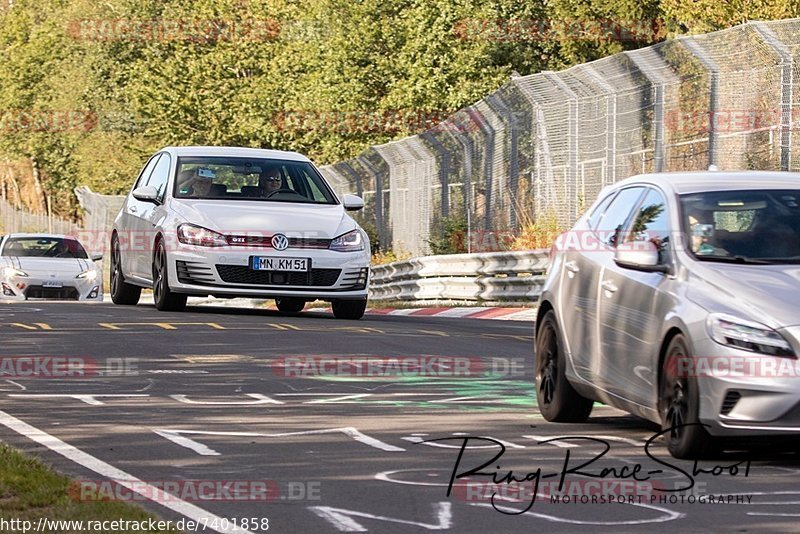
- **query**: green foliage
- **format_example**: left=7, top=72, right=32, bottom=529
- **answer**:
left=427, top=214, right=469, bottom=254
left=0, top=0, right=796, bottom=217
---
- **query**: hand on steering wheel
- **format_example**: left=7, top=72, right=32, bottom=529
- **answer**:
left=266, top=188, right=296, bottom=198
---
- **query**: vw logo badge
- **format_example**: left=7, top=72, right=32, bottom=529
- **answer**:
left=272, top=234, right=289, bottom=251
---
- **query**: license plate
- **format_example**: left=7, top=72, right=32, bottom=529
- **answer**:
left=251, top=257, right=310, bottom=272
left=43, top=281, right=63, bottom=288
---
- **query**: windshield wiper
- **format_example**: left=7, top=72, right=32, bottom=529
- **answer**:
left=750, top=256, right=800, bottom=264
left=696, top=255, right=774, bottom=265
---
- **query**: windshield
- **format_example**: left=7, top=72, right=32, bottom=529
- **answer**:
left=173, top=157, right=337, bottom=204
left=1, top=237, right=89, bottom=259
left=680, top=189, right=800, bottom=263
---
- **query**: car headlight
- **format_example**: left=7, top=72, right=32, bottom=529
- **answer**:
left=177, top=224, right=228, bottom=247
left=707, top=313, right=795, bottom=357
left=1, top=267, right=28, bottom=278
left=76, top=269, right=98, bottom=281
left=329, top=229, right=365, bottom=252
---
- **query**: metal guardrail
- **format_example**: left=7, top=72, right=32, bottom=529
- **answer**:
left=369, top=250, right=549, bottom=302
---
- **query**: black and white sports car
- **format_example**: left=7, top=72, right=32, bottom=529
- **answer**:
left=0, top=234, right=103, bottom=301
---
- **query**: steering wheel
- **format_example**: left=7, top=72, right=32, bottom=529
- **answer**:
left=266, top=188, right=299, bottom=198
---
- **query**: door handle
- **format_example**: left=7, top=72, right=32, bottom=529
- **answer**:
left=564, top=260, right=579, bottom=273
left=601, top=280, right=618, bottom=293
left=128, top=206, right=137, bottom=213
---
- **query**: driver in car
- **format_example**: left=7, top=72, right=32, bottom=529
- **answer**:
left=259, top=168, right=283, bottom=197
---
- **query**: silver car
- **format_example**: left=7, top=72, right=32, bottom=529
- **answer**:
left=535, top=171, right=800, bottom=458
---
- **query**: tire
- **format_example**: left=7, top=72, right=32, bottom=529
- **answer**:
left=331, top=299, right=367, bottom=320
left=276, top=298, right=305, bottom=313
left=110, top=235, right=141, bottom=305
left=535, top=310, right=593, bottom=422
left=659, top=334, right=718, bottom=459
left=152, top=240, right=187, bottom=312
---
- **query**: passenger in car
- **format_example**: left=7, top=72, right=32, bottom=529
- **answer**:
left=177, top=169, right=213, bottom=197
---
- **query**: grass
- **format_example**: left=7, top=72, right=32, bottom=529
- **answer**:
left=0, top=444, right=179, bottom=533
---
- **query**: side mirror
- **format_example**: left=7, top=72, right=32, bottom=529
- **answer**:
left=614, top=241, right=670, bottom=273
left=132, top=185, right=159, bottom=203
left=342, top=194, right=364, bottom=211
left=91, top=253, right=103, bottom=262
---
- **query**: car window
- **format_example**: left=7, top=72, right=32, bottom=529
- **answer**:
left=134, top=154, right=162, bottom=190
left=588, top=192, right=616, bottom=230
left=628, top=188, right=671, bottom=262
left=680, top=189, right=800, bottom=262
left=1, top=237, right=89, bottom=259
left=146, top=153, right=171, bottom=202
left=595, top=187, right=646, bottom=248
left=173, top=157, right=337, bottom=204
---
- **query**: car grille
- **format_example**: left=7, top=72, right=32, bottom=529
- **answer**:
left=176, top=261, right=216, bottom=285
left=24, top=286, right=79, bottom=300
left=224, top=235, right=332, bottom=249
left=215, top=265, right=341, bottom=286
left=339, top=267, right=369, bottom=290
left=720, top=391, right=742, bottom=416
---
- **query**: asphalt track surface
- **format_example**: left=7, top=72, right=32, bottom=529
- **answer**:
left=1, top=301, right=800, bottom=533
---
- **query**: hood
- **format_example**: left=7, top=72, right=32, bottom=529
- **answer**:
left=691, top=262, right=800, bottom=328
left=9, top=257, right=93, bottom=276
left=169, top=199, right=355, bottom=239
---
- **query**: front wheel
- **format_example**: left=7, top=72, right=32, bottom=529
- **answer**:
left=152, top=241, right=187, bottom=312
left=659, top=334, right=718, bottom=459
left=331, top=299, right=367, bottom=320
left=535, top=310, right=593, bottom=422
left=110, top=235, right=141, bottom=305
left=276, top=298, right=305, bottom=313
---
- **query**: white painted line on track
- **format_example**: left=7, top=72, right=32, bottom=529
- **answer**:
left=0, top=409, right=254, bottom=534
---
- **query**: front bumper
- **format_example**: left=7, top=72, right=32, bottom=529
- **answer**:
left=166, top=246, right=369, bottom=300
left=1, top=275, right=102, bottom=301
left=694, top=335, right=800, bottom=436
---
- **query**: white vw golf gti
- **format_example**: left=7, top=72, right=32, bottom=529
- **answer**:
left=111, top=147, right=370, bottom=319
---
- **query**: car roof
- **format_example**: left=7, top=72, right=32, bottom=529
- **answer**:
left=5, top=233, right=77, bottom=240
left=612, top=171, right=800, bottom=195
left=162, top=146, right=311, bottom=162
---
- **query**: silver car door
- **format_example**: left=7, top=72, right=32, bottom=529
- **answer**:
left=557, top=192, right=616, bottom=384
left=122, top=154, right=161, bottom=278
left=598, top=187, right=676, bottom=405
left=587, top=186, right=647, bottom=390
left=135, top=153, right=172, bottom=281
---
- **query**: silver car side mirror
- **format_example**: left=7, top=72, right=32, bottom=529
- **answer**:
left=614, top=241, right=670, bottom=273
left=342, top=194, right=364, bottom=211
left=132, top=185, right=160, bottom=203
left=91, top=253, right=103, bottom=262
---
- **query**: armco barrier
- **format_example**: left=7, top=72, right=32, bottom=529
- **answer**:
left=369, top=250, right=549, bottom=302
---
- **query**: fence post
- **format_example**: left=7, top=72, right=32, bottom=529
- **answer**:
left=359, top=153, right=389, bottom=250
left=542, top=72, right=579, bottom=220
left=419, top=131, right=450, bottom=220
left=752, top=21, right=794, bottom=171
left=485, top=92, right=519, bottom=230
left=582, top=65, right=618, bottom=185
left=680, top=36, right=720, bottom=169
left=445, top=118, right=474, bottom=253
left=465, top=106, right=495, bottom=231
